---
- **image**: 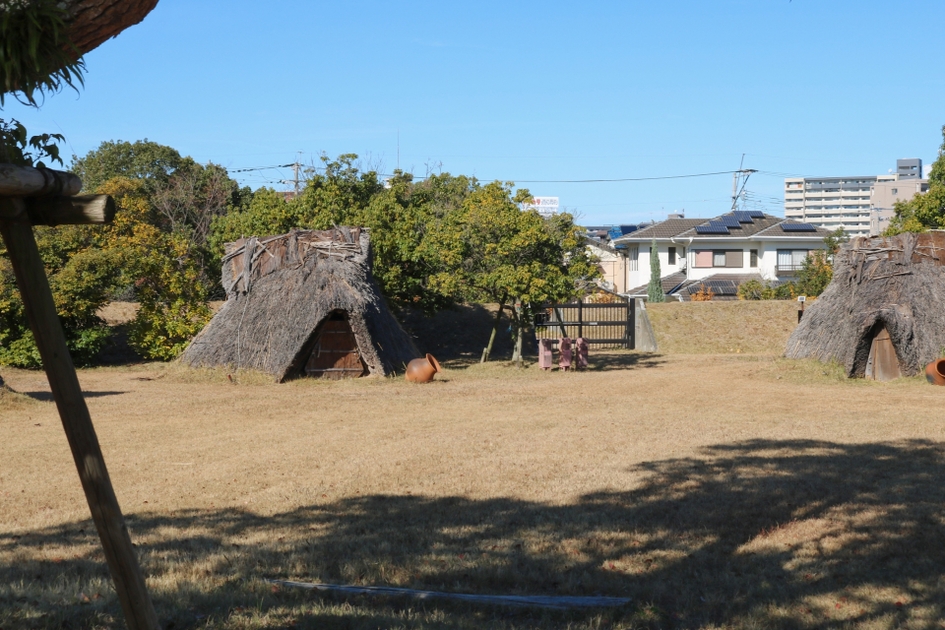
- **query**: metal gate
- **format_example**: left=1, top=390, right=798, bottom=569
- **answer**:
left=534, top=301, right=635, bottom=349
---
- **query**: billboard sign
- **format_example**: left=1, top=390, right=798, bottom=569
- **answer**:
left=526, top=196, right=559, bottom=216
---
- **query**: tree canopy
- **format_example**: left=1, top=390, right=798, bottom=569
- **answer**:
left=886, top=125, right=945, bottom=234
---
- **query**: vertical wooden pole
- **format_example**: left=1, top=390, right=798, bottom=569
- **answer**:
left=577, top=300, right=583, bottom=341
left=627, top=298, right=636, bottom=350
left=0, top=211, right=159, bottom=630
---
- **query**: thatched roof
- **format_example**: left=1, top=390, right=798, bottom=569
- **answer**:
left=784, top=232, right=945, bottom=377
left=180, top=227, right=418, bottom=381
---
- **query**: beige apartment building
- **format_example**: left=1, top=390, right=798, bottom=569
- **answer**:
left=784, top=159, right=927, bottom=237
left=869, top=177, right=930, bottom=235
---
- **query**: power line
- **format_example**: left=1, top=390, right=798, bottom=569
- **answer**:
left=506, top=170, right=741, bottom=184
left=230, top=163, right=295, bottom=173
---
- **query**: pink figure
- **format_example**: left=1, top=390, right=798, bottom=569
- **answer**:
left=538, top=339, right=554, bottom=370
left=559, top=337, right=572, bottom=371
left=575, top=337, right=589, bottom=370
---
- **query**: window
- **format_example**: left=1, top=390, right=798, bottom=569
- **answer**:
left=628, top=246, right=639, bottom=272
left=750, top=249, right=758, bottom=267
left=694, top=250, right=744, bottom=268
left=668, top=247, right=676, bottom=265
left=891, top=188, right=898, bottom=194
left=777, top=249, right=810, bottom=272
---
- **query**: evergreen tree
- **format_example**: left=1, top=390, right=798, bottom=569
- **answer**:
left=647, top=240, right=665, bottom=302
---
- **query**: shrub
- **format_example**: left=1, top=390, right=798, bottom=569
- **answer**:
left=737, top=279, right=797, bottom=301
left=690, top=285, right=714, bottom=301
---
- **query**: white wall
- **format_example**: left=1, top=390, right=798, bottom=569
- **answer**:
left=626, top=243, right=686, bottom=290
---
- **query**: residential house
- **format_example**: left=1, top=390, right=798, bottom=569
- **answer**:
left=611, top=211, right=832, bottom=300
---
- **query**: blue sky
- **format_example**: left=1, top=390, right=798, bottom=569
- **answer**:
left=4, top=0, right=944, bottom=225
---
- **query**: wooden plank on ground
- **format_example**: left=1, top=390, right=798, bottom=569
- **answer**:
left=268, top=579, right=632, bottom=609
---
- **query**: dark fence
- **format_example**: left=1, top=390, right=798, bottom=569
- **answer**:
left=534, top=301, right=634, bottom=349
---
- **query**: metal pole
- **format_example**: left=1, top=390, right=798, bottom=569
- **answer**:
left=0, top=210, right=159, bottom=630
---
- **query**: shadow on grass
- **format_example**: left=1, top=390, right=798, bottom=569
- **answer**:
left=585, top=352, right=665, bottom=372
left=4, top=440, right=945, bottom=628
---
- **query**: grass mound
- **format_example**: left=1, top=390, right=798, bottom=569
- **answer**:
left=646, top=300, right=801, bottom=355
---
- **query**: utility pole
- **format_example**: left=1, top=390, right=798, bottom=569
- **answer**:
left=281, top=152, right=303, bottom=197
left=730, top=155, right=757, bottom=212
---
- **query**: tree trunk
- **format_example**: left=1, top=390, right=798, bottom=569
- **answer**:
left=481, top=302, right=505, bottom=363
left=512, top=301, right=524, bottom=368
left=62, top=0, right=161, bottom=58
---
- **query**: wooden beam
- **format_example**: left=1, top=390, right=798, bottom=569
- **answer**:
left=0, top=164, right=83, bottom=198
left=267, top=579, right=633, bottom=609
left=0, top=208, right=159, bottom=630
left=26, top=194, right=116, bottom=226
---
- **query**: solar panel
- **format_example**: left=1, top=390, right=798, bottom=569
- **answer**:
left=748, top=211, right=765, bottom=218
left=695, top=224, right=729, bottom=234
left=720, top=215, right=742, bottom=228
left=732, top=211, right=754, bottom=223
left=781, top=222, right=817, bottom=232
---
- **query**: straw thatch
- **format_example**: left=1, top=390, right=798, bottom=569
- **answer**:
left=180, top=227, right=418, bottom=381
left=784, top=232, right=945, bottom=377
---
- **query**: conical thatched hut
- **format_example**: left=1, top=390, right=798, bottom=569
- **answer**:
left=181, top=227, right=418, bottom=381
left=785, top=231, right=945, bottom=379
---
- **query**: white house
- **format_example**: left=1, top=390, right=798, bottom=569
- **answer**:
left=610, top=211, right=832, bottom=299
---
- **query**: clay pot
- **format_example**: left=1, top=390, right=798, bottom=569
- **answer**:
left=925, top=359, right=945, bottom=386
left=405, top=353, right=442, bottom=383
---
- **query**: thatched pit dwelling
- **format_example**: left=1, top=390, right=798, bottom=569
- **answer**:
left=181, top=227, right=418, bottom=381
left=785, top=231, right=945, bottom=380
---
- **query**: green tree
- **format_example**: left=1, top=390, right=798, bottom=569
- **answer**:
left=355, top=171, right=476, bottom=311
left=795, top=251, right=832, bottom=297
left=647, top=240, right=665, bottom=302
left=887, top=126, right=945, bottom=234
left=0, top=118, right=119, bottom=367
left=424, top=181, right=598, bottom=363
left=71, top=139, right=187, bottom=192
left=74, top=139, right=250, bottom=297
left=96, top=177, right=213, bottom=360
left=211, top=157, right=476, bottom=312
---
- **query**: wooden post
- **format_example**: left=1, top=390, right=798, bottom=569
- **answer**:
left=0, top=208, right=159, bottom=630
left=627, top=298, right=636, bottom=350
left=577, top=300, right=583, bottom=341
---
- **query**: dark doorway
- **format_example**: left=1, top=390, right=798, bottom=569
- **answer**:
left=865, top=325, right=901, bottom=381
left=304, top=311, right=367, bottom=379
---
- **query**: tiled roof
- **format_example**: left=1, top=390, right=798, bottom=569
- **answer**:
left=677, top=213, right=834, bottom=239
left=627, top=271, right=688, bottom=296
left=614, top=219, right=707, bottom=242
left=753, top=221, right=834, bottom=238
left=676, top=213, right=780, bottom=238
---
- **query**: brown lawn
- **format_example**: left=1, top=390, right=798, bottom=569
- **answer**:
left=2, top=301, right=945, bottom=629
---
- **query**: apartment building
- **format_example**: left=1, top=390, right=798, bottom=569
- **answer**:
left=784, top=159, right=926, bottom=237
left=870, top=177, right=930, bottom=235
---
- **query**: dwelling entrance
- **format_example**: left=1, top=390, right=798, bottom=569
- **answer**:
left=864, top=325, right=901, bottom=381
left=304, top=311, right=367, bottom=379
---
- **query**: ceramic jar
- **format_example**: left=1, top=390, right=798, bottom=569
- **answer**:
left=405, top=353, right=442, bottom=383
left=925, top=359, right=945, bottom=385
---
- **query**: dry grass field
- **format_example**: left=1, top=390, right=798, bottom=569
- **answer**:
left=3, top=301, right=945, bottom=629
